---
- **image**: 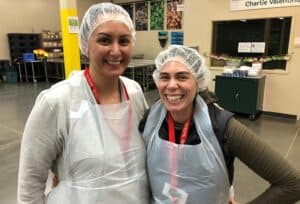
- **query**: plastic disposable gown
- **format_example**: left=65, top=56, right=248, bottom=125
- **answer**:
left=143, top=95, right=230, bottom=204
left=18, top=71, right=149, bottom=204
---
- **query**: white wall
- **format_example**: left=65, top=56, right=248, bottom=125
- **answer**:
left=128, top=0, right=300, bottom=119
left=183, top=1, right=300, bottom=119
left=0, top=0, right=98, bottom=60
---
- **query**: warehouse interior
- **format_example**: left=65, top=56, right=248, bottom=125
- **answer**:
left=0, top=0, right=299, bottom=203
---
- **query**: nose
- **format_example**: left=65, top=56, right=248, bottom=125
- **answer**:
left=110, top=41, right=121, bottom=56
left=167, top=78, right=178, bottom=90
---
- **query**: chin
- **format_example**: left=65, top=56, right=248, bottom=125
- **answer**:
left=164, top=104, right=184, bottom=113
left=105, top=68, right=126, bottom=77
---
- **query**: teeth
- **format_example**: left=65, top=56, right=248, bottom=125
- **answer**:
left=166, top=95, right=182, bottom=101
left=107, top=60, right=121, bottom=65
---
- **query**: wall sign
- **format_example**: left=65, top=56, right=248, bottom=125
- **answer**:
left=167, top=0, right=184, bottom=30
left=230, top=0, right=300, bottom=11
left=238, top=42, right=251, bottom=53
left=238, top=42, right=265, bottom=53
left=251, top=42, right=265, bottom=53
left=68, top=16, right=79, bottom=33
left=150, top=0, right=164, bottom=30
left=170, top=32, right=184, bottom=45
left=135, top=2, right=148, bottom=31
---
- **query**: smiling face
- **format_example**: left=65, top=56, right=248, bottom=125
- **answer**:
left=157, top=61, right=198, bottom=123
left=87, top=21, right=133, bottom=79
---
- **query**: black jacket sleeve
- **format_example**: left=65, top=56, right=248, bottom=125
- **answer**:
left=138, top=109, right=150, bottom=133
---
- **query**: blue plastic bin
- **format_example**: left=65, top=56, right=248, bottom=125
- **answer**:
left=23, top=53, right=35, bottom=62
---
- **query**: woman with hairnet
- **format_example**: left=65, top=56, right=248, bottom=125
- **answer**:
left=139, top=45, right=300, bottom=204
left=18, top=3, right=149, bottom=204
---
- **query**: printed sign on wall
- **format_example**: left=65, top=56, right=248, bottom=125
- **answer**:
left=238, top=42, right=265, bottom=53
left=167, top=0, right=184, bottom=30
left=135, top=2, right=148, bottom=31
left=150, top=0, right=164, bottom=30
left=230, top=0, right=300, bottom=11
left=68, top=16, right=79, bottom=33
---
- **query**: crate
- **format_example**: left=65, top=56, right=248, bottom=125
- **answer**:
left=23, top=53, right=35, bottom=62
left=0, top=60, right=10, bottom=79
left=5, top=71, right=18, bottom=83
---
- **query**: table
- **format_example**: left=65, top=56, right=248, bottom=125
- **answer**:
left=22, top=60, right=46, bottom=83
left=21, top=58, right=155, bottom=89
left=78, top=58, right=156, bottom=90
left=45, top=58, right=65, bottom=82
left=125, top=59, right=155, bottom=90
left=15, top=62, right=23, bottom=83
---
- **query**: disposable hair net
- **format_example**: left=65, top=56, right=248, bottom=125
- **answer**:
left=79, top=2, right=135, bottom=57
left=153, top=45, right=211, bottom=91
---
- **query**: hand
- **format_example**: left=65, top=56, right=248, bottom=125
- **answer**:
left=229, top=196, right=238, bottom=204
left=52, top=174, right=59, bottom=188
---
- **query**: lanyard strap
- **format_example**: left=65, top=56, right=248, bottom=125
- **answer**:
left=84, top=68, right=129, bottom=104
left=167, top=113, right=191, bottom=202
left=83, top=68, right=131, bottom=154
left=167, top=113, right=191, bottom=145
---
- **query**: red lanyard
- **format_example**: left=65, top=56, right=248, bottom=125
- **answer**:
left=83, top=68, right=131, bottom=154
left=167, top=113, right=191, bottom=145
left=167, top=113, right=191, bottom=202
left=83, top=68, right=129, bottom=104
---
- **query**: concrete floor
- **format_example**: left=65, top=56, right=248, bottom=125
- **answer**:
left=0, top=82, right=299, bottom=204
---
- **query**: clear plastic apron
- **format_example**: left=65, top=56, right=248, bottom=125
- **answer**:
left=144, top=95, right=230, bottom=204
left=47, top=73, right=149, bottom=204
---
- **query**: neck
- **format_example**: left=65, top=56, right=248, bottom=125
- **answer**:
left=170, top=107, right=193, bottom=124
left=89, top=67, right=121, bottom=104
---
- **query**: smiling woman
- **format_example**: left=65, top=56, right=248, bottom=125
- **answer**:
left=156, top=61, right=198, bottom=123
left=87, top=21, right=133, bottom=88
left=139, top=45, right=300, bottom=204
left=17, top=3, right=149, bottom=204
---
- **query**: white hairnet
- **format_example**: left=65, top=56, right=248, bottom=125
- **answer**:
left=153, top=45, right=211, bottom=91
left=79, top=2, right=135, bottom=57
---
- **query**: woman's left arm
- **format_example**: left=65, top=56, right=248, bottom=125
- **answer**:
left=226, top=118, right=300, bottom=204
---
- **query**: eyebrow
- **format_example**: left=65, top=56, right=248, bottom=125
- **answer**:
left=95, top=32, right=131, bottom=38
left=160, top=71, right=191, bottom=75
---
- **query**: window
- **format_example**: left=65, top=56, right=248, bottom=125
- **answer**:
left=211, top=17, right=291, bottom=70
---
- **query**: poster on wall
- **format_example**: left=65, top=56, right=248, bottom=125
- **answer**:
left=121, top=4, right=134, bottom=22
left=171, top=32, right=184, bottom=45
left=230, top=0, right=300, bottom=11
left=167, top=0, right=184, bottom=30
left=150, top=0, right=164, bottom=30
left=135, top=2, right=148, bottom=31
left=68, top=16, right=79, bottom=33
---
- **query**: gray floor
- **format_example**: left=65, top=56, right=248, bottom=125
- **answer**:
left=0, top=82, right=299, bottom=204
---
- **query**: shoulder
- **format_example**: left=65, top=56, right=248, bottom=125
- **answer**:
left=120, top=76, right=143, bottom=94
left=139, top=100, right=164, bottom=133
left=207, top=103, right=234, bottom=132
left=120, top=76, right=148, bottom=118
left=199, top=89, right=218, bottom=104
left=36, top=71, right=83, bottom=108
